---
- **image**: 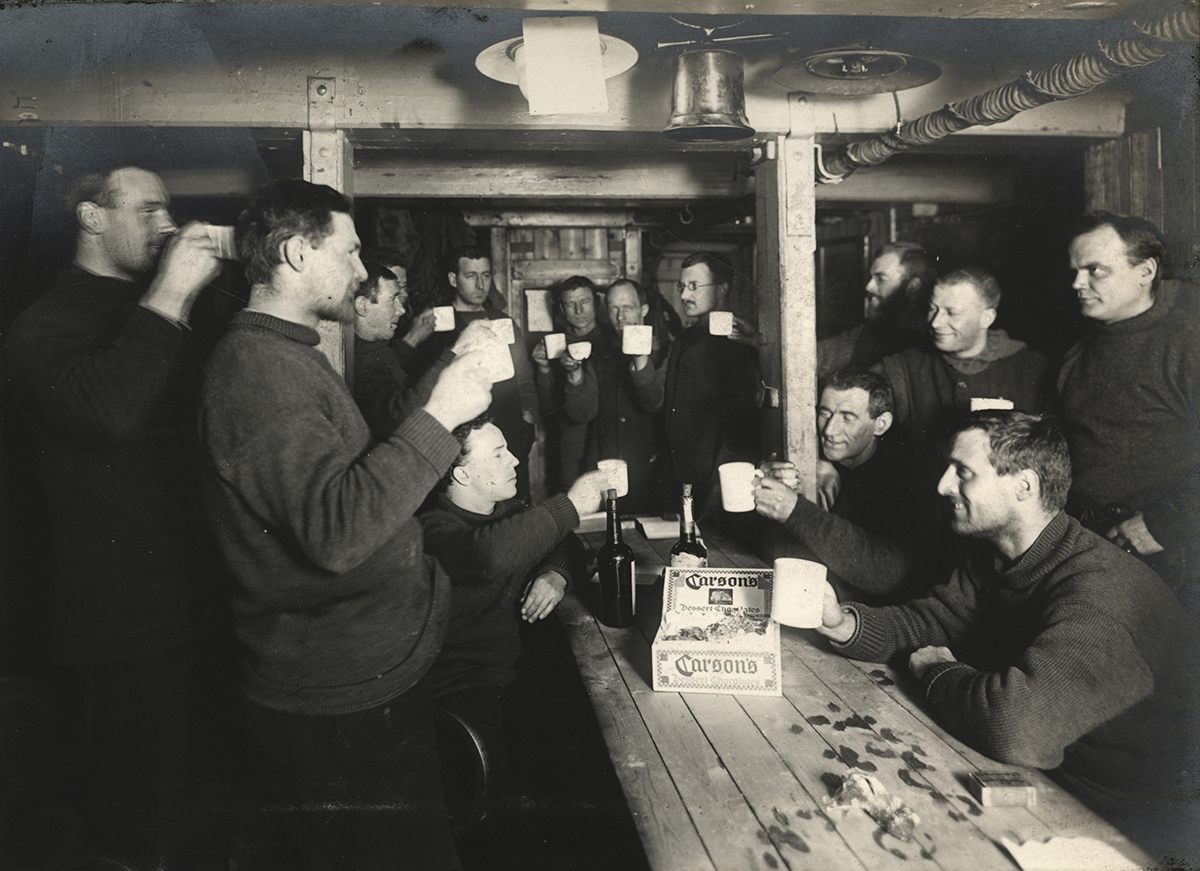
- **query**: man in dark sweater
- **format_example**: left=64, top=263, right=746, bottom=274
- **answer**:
left=5, top=164, right=226, bottom=864
left=409, top=245, right=539, bottom=501
left=199, top=180, right=494, bottom=870
left=630, top=252, right=761, bottom=516
left=1057, top=212, right=1200, bottom=620
left=876, top=267, right=1051, bottom=481
left=810, top=412, right=1198, bottom=862
left=562, top=278, right=669, bottom=514
left=753, top=369, right=944, bottom=602
left=421, top=417, right=606, bottom=791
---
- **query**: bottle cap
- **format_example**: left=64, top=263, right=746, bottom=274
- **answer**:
left=606, top=488, right=617, bottom=500
left=682, top=483, right=692, bottom=497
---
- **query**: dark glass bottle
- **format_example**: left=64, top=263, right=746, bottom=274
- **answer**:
left=669, top=483, right=708, bottom=568
left=597, top=488, right=636, bottom=627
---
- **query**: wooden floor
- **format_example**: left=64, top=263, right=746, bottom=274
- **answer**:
left=563, top=529, right=1152, bottom=871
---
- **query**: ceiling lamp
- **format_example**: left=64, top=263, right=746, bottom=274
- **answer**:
left=475, top=17, right=638, bottom=115
left=773, top=47, right=941, bottom=95
left=662, top=48, right=755, bottom=142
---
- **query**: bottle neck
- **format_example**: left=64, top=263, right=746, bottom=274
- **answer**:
left=606, top=496, right=622, bottom=544
left=680, top=496, right=696, bottom=541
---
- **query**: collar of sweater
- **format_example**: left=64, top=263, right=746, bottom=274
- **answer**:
left=353, top=336, right=392, bottom=356
left=1088, top=282, right=1176, bottom=338
left=231, top=310, right=320, bottom=345
left=986, top=510, right=1072, bottom=591
left=435, top=491, right=524, bottom=523
left=943, top=329, right=1027, bottom=375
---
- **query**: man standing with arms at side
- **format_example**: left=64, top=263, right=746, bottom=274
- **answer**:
left=1057, top=212, right=1200, bottom=618
left=6, top=165, right=228, bottom=865
left=752, top=369, right=943, bottom=602
left=200, top=180, right=493, bottom=869
left=631, top=252, right=761, bottom=516
left=810, top=412, right=1198, bottom=863
left=818, top=241, right=936, bottom=376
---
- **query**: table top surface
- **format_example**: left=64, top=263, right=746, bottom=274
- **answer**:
left=564, top=526, right=1151, bottom=871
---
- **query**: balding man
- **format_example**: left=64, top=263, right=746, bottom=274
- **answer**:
left=877, top=267, right=1051, bottom=479
left=818, top=241, right=936, bottom=376
left=1057, top=212, right=1200, bottom=618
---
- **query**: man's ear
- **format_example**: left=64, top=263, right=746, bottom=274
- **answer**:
left=281, top=235, right=306, bottom=273
left=76, top=201, right=105, bottom=235
left=450, top=464, right=471, bottom=487
left=1014, top=469, right=1039, bottom=503
left=1138, top=257, right=1158, bottom=285
left=353, top=295, right=370, bottom=318
left=981, top=306, right=998, bottom=331
left=639, top=303, right=650, bottom=320
left=873, top=411, right=893, bottom=438
left=448, top=271, right=458, bottom=290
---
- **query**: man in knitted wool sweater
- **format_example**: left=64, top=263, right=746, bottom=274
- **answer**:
left=421, top=417, right=608, bottom=791
left=1057, top=212, right=1200, bottom=621
left=811, top=411, right=1198, bottom=862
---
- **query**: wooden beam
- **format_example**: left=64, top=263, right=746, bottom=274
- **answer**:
left=756, top=97, right=818, bottom=501
left=304, top=77, right=354, bottom=378
left=465, top=210, right=635, bottom=228
left=353, top=151, right=751, bottom=200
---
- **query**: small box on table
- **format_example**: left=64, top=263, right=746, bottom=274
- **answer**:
left=652, top=567, right=781, bottom=697
left=968, top=771, right=1038, bottom=807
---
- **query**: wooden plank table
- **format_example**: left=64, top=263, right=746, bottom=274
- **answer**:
left=563, top=527, right=1153, bottom=871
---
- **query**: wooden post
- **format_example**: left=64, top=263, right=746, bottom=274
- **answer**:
left=755, top=95, right=818, bottom=500
left=304, top=75, right=355, bottom=378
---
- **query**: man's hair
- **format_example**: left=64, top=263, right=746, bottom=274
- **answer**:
left=554, top=275, right=597, bottom=307
left=876, top=241, right=937, bottom=292
left=440, top=414, right=494, bottom=491
left=236, top=180, right=352, bottom=287
left=820, top=368, right=894, bottom=419
left=607, top=278, right=646, bottom=304
left=1070, top=211, right=1167, bottom=277
left=354, top=257, right=398, bottom=303
left=446, top=244, right=490, bottom=274
left=955, top=411, right=1072, bottom=513
left=63, top=168, right=121, bottom=212
left=680, top=252, right=733, bottom=288
left=936, top=267, right=1002, bottom=309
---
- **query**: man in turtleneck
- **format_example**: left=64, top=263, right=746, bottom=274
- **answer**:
left=876, top=267, right=1050, bottom=482
left=752, top=368, right=944, bottom=603
left=1057, top=212, right=1200, bottom=619
left=630, top=252, right=761, bottom=516
left=351, top=256, right=420, bottom=441
left=808, top=411, right=1198, bottom=864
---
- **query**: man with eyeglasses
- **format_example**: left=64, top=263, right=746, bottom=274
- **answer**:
left=631, top=252, right=761, bottom=515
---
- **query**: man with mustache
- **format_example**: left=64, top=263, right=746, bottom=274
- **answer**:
left=630, top=252, right=761, bottom=515
left=1057, top=212, right=1200, bottom=620
left=752, top=368, right=944, bottom=602
left=6, top=164, right=226, bottom=864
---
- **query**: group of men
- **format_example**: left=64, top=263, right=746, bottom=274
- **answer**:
left=3, top=159, right=1198, bottom=869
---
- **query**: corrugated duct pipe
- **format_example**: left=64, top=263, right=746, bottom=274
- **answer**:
left=818, top=1, right=1200, bottom=182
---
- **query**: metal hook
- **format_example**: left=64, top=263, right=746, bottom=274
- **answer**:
left=678, top=204, right=695, bottom=225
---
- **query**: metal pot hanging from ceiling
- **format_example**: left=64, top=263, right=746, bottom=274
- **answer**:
left=662, top=48, right=755, bottom=142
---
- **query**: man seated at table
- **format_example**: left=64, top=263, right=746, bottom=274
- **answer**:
left=808, top=410, right=1198, bottom=860
left=752, top=368, right=944, bottom=602
left=420, top=416, right=608, bottom=799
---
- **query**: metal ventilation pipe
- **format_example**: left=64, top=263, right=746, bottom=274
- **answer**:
left=818, top=1, right=1199, bottom=182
